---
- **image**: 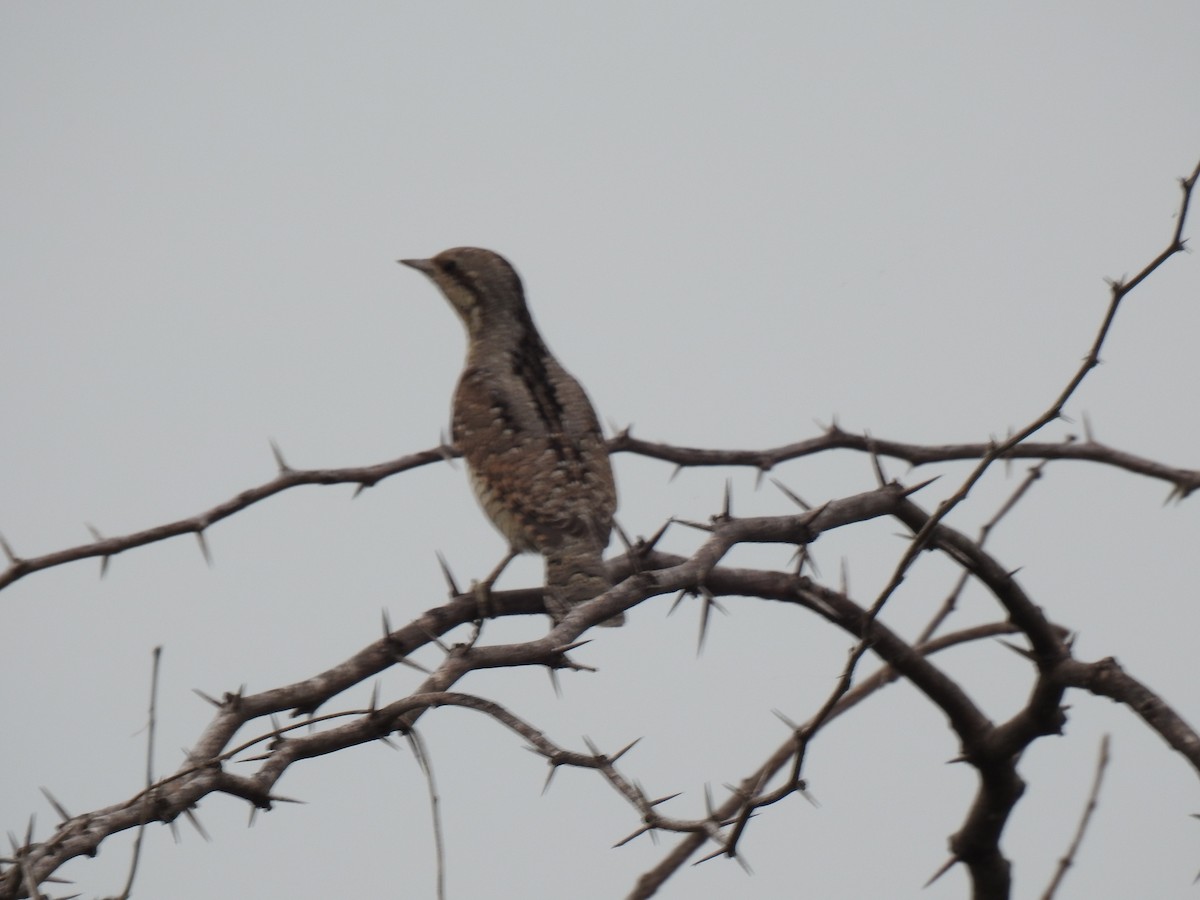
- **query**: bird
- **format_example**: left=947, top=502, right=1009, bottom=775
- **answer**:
left=400, top=247, right=624, bottom=627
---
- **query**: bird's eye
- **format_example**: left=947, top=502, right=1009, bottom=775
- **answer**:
left=440, top=259, right=460, bottom=275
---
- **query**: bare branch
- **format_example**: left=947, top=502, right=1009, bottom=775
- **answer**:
left=0, top=446, right=454, bottom=592
left=1056, top=659, right=1200, bottom=774
left=610, top=430, right=1200, bottom=498
left=1040, top=734, right=1112, bottom=900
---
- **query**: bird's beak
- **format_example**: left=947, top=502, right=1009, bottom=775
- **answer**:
left=399, top=257, right=436, bottom=275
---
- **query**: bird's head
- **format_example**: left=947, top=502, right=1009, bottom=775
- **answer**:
left=400, top=247, right=528, bottom=335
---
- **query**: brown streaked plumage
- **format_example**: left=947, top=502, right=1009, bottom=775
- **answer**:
left=400, top=247, right=622, bottom=627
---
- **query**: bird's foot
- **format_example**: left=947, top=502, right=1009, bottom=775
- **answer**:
left=469, top=548, right=520, bottom=622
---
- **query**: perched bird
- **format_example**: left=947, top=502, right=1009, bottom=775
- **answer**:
left=400, top=247, right=623, bottom=627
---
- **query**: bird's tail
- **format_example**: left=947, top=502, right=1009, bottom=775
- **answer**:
left=544, top=550, right=624, bottom=627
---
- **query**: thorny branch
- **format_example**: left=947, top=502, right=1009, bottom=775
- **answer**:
left=5, top=483, right=1200, bottom=899
left=610, top=429, right=1200, bottom=499
left=703, top=459, right=1056, bottom=873
left=4, top=438, right=1200, bottom=596
left=634, top=158, right=1200, bottom=899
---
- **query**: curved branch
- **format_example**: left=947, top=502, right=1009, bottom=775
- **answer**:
left=630, top=622, right=1019, bottom=897
left=0, top=445, right=453, bottom=592
left=610, top=430, right=1200, bottom=499
left=1056, top=657, right=1200, bottom=775
left=0, top=481, right=975, bottom=898
left=8, top=475, right=1198, bottom=899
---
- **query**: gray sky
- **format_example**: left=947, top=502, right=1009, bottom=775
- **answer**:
left=3, top=3, right=1200, bottom=897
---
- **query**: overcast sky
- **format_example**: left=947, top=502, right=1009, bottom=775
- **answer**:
left=3, top=4, right=1200, bottom=898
